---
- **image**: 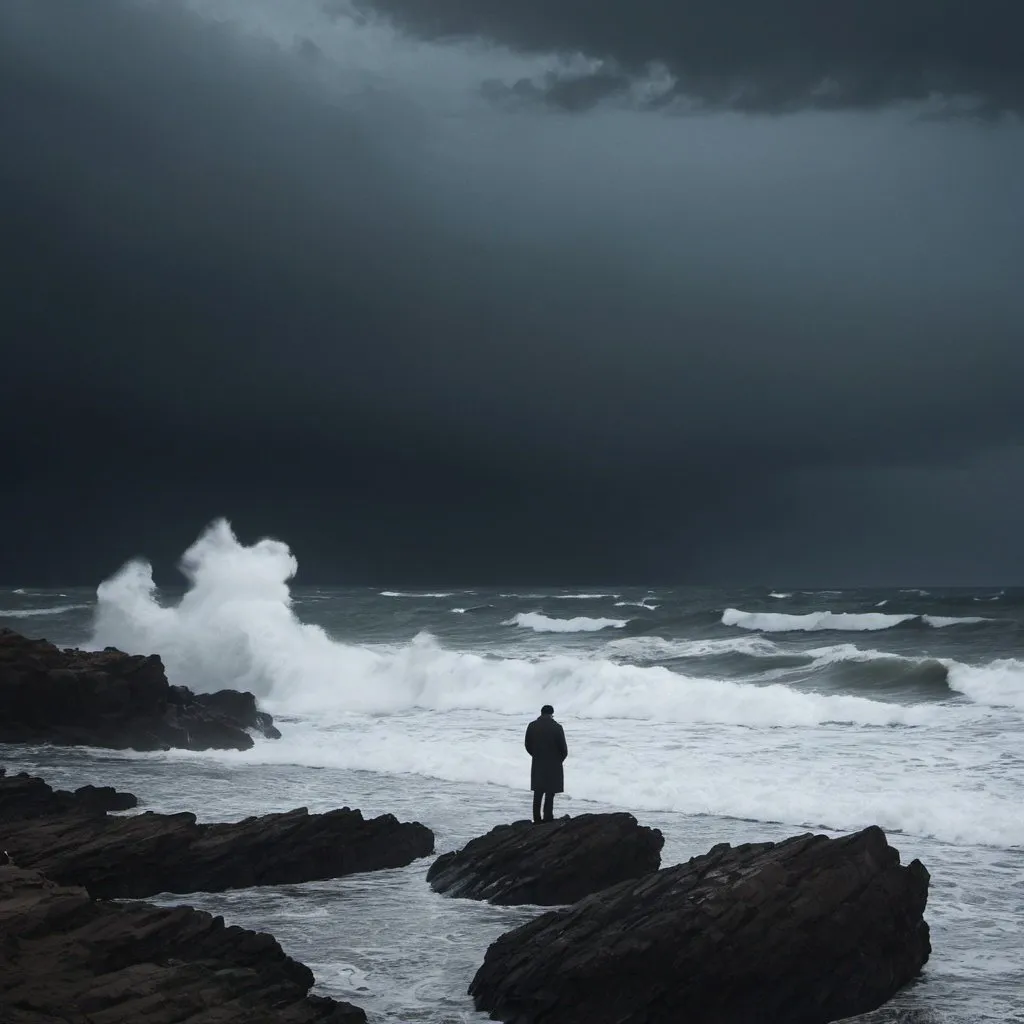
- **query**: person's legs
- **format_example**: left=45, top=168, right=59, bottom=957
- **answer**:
left=532, top=790, right=543, bottom=823
left=543, top=791, right=555, bottom=822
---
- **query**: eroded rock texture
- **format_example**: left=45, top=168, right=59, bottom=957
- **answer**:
left=0, top=866, right=366, bottom=1023
left=427, top=812, right=663, bottom=905
left=0, top=627, right=280, bottom=751
left=1, top=771, right=435, bottom=898
left=470, top=826, right=931, bottom=1024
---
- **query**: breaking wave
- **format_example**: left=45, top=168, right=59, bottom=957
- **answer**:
left=503, top=612, right=628, bottom=633
left=945, top=659, right=1024, bottom=711
left=380, top=591, right=456, bottom=598
left=722, top=608, right=989, bottom=632
left=90, top=520, right=970, bottom=729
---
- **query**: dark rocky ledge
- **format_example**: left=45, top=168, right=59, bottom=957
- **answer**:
left=427, top=812, right=664, bottom=905
left=470, top=825, right=931, bottom=1024
left=0, top=865, right=366, bottom=1024
left=0, top=766, right=138, bottom=819
left=0, top=627, right=281, bottom=751
left=1, top=770, right=435, bottom=898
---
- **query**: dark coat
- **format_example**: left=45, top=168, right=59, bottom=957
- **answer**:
left=525, top=714, right=568, bottom=793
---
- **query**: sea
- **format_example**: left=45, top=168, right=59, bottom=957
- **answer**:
left=1, top=522, right=1022, bottom=1024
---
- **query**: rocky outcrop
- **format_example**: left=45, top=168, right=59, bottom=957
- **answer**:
left=0, top=765, right=137, bottom=818
left=0, top=627, right=280, bottom=751
left=0, top=865, right=366, bottom=1023
left=470, top=826, right=931, bottom=1024
left=2, top=772, right=435, bottom=898
left=427, top=813, right=664, bottom=905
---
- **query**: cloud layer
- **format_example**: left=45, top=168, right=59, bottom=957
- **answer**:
left=366, top=0, right=1024, bottom=114
left=1, top=0, right=1022, bottom=583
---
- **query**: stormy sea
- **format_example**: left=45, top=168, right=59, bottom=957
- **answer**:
left=2, top=522, right=1022, bottom=1023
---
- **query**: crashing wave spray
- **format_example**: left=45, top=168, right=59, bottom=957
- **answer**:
left=90, top=520, right=974, bottom=726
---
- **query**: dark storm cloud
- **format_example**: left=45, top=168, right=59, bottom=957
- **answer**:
left=1, top=0, right=1023, bottom=584
left=364, top=0, right=1024, bottom=114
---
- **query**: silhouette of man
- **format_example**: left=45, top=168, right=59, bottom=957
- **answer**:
left=525, top=704, right=568, bottom=823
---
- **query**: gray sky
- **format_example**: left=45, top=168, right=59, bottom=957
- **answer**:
left=2, top=0, right=1023, bottom=584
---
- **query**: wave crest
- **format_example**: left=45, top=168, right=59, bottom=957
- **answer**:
left=503, top=612, right=628, bottom=633
left=722, top=608, right=988, bottom=632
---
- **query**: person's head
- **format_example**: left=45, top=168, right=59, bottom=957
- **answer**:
left=541, top=704, right=554, bottom=716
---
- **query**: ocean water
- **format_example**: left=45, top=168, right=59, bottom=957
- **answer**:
left=1, top=521, right=1022, bottom=1023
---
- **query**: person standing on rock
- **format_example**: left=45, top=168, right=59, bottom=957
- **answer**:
left=525, top=704, right=568, bottom=823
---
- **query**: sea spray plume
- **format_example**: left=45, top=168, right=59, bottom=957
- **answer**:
left=93, top=518, right=327, bottom=696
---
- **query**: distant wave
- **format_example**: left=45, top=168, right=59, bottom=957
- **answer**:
left=722, top=608, right=988, bottom=633
left=0, top=603, right=91, bottom=618
left=551, top=593, right=620, bottom=600
left=450, top=605, right=492, bottom=614
left=607, top=635, right=782, bottom=661
left=380, top=591, right=456, bottom=598
left=613, top=599, right=658, bottom=610
left=769, top=591, right=792, bottom=599
left=503, top=612, right=628, bottom=633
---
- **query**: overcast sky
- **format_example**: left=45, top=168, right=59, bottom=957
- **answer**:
left=2, top=0, right=1023, bottom=585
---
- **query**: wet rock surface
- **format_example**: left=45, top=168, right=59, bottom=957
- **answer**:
left=0, top=766, right=137, bottom=819
left=1, top=771, right=435, bottom=898
left=0, top=627, right=280, bottom=751
left=0, top=865, right=366, bottom=1023
left=470, top=825, right=931, bottom=1024
left=427, top=812, right=664, bottom=906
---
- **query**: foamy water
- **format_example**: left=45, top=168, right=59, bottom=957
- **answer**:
left=2, top=518, right=1023, bottom=1023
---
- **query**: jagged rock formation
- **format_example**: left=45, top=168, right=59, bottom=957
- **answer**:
left=0, top=865, right=366, bottom=1023
left=0, top=766, right=137, bottom=818
left=470, top=826, right=931, bottom=1024
left=1, top=771, right=435, bottom=898
left=427, top=812, right=664, bottom=905
left=0, top=627, right=280, bottom=750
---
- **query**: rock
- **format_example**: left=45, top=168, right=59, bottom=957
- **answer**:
left=1, top=771, right=435, bottom=898
left=0, top=766, right=138, bottom=819
left=469, top=826, right=931, bottom=1024
left=0, top=865, right=366, bottom=1023
left=427, top=813, right=664, bottom=905
left=0, top=627, right=279, bottom=751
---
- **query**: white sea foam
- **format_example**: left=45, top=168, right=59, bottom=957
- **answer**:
left=550, top=593, right=620, bottom=600
left=769, top=591, right=792, bottom=599
left=503, top=612, right=628, bottom=633
left=380, top=591, right=456, bottom=598
left=613, top=600, right=658, bottom=609
left=90, top=520, right=967, bottom=729
left=149, top=712, right=1024, bottom=849
left=722, top=608, right=987, bottom=632
left=0, top=604, right=92, bottom=618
